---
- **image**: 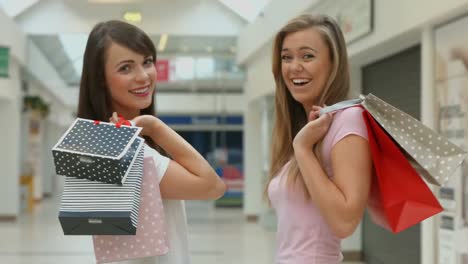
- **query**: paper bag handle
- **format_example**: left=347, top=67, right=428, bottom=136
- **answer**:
left=319, top=97, right=364, bottom=116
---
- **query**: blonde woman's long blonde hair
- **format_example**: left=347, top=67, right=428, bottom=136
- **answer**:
left=267, top=14, right=351, bottom=200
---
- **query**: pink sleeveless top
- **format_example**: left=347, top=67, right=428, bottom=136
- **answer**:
left=268, top=107, right=368, bottom=264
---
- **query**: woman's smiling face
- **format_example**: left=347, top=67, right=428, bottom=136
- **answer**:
left=281, top=27, right=332, bottom=108
left=104, top=42, right=156, bottom=119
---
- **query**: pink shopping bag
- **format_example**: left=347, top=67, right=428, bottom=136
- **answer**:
left=93, top=156, right=169, bottom=263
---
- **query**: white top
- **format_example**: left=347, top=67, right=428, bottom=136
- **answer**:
left=119, top=145, right=191, bottom=264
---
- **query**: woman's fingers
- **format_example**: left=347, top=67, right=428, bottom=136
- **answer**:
left=109, top=112, right=119, bottom=124
left=311, top=105, right=321, bottom=111
left=308, top=110, right=318, bottom=121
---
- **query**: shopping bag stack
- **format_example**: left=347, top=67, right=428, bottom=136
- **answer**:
left=320, top=94, right=467, bottom=233
left=52, top=118, right=145, bottom=235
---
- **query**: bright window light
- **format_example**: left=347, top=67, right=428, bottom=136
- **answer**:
left=59, top=34, right=88, bottom=77
left=196, top=57, right=214, bottom=79
left=174, top=57, right=195, bottom=80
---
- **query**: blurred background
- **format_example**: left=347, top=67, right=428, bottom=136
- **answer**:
left=1, top=0, right=468, bottom=263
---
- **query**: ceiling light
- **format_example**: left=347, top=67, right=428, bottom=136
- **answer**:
left=123, top=11, right=142, bottom=23
left=158, top=34, right=168, bottom=52
left=206, top=46, right=213, bottom=53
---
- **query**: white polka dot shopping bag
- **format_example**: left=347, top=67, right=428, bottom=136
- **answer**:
left=320, top=93, right=467, bottom=187
left=52, top=118, right=143, bottom=185
left=58, top=137, right=144, bottom=235
left=93, top=157, right=169, bottom=263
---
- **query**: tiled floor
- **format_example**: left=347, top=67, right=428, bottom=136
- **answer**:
left=0, top=191, right=364, bottom=264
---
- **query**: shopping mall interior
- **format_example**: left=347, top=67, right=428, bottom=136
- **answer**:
left=1, top=0, right=468, bottom=263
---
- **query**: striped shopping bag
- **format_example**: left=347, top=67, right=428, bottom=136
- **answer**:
left=58, top=137, right=144, bottom=235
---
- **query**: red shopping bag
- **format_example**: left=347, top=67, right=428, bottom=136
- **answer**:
left=362, top=110, right=443, bottom=233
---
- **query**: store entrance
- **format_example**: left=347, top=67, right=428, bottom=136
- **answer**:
left=361, top=45, right=421, bottom=264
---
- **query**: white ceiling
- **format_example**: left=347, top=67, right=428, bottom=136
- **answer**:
left=217, top=0, right=270, bottom=22
left=14, top=0, right=247, bottom=35
left=0, top=0, right=40, bottom=17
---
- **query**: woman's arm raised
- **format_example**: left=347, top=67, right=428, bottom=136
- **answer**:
left=133, top=115, right=227, bottom=200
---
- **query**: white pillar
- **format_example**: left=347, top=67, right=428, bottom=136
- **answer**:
left=421, top=25, right=437, bottom=264
left=0, top=58, right=22, bottom=217
left=243, top=100, right=263, bottom=219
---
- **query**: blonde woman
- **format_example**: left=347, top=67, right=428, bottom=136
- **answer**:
left=267, top=14, right=373, bottom=263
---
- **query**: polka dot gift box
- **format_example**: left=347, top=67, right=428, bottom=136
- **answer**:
left=58, top=137, right=144, bottom=235
left=52, top=118, right=143, bottom=185
left=320, top=93, right=467, bottom=187
left=93, top=156, right=169, bottom=263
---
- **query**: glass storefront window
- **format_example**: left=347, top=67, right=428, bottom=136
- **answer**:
left=195, top=57, right=215, bottom=79
left=173, top=57, right=195, bottom=80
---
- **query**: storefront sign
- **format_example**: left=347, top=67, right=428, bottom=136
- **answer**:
left=0, top=47, right=9, bottom=78
left=156, top=60, right=169, bottom=82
